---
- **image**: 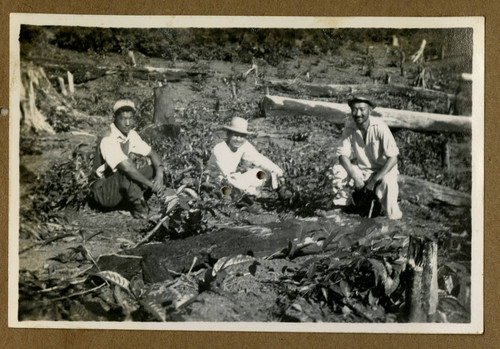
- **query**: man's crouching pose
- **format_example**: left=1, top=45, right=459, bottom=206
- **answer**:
left=332, top=96, right=403, bottom=220
left=207, top=116, right=284, bottom=197
left=90, top=99, right=165, bottom=219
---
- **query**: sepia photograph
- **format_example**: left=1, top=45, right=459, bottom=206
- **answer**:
left=9, top=15, right=483, bottom=332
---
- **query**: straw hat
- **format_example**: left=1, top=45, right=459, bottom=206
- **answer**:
left=113, top=99, right=136, bottom=114
left=222, top=117, right=251, bottom=135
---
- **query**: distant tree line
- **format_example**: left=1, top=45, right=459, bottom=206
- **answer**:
left=20, top=26, right=472, bottom=67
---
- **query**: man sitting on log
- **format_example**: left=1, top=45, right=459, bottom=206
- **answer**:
left=90, top=99, right=165, bottom=219
left=207, top=116, right=284, bottom=197
left=332, top=96, right=403, bottom=220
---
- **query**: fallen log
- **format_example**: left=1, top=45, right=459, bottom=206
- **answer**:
left=129, top=65, right=209, bottom=82
left=260, top=95, right=471, bottom=133
left=399, top=175, right=470, bottom=207
left=25, top=57, right=210, bottom=84
left=264, top=80, right=454, bottom=101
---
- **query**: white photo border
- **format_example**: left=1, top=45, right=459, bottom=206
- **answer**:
left=9, top=14, right=484, bottom=333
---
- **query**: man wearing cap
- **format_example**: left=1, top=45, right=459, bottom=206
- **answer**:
left=332, top=96, right=403, bottom=220
left=207, top=116, right=284, bottom=197
left=90, top=99, right=165, bottom=219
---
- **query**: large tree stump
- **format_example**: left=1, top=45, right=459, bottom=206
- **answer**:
left=20, top=65, right=55, bottom=134
left=405, top=235, right=439, bottom=322
left=153, top=86, right=175, bottom=126
left=140, top=85, right=179, bottom=140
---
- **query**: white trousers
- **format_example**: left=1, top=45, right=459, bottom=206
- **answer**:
left=332, top=163, right=402, bottom=220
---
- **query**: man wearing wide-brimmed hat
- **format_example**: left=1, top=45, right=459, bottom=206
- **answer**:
left=332, top=95, right=402, bottom=220
left=89, top=99, right=166, bottom=219
left=207, top=116, right=283, bottom=197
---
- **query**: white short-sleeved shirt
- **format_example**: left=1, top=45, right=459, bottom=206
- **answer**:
left=336, top=117, right=399, bottom=171
left=207, top=140, right=283, bottom=178
left=95, top=123, right=152, bottom=178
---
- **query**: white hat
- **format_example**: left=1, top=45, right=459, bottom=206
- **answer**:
left=222, top=117, right=252, bottom=135
left=113, top=99, right=136, bottom=113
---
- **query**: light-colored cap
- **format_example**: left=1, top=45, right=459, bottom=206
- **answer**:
left=222, top=117, right=251, bottom=135
left=113, top=99, right=136, bottom=113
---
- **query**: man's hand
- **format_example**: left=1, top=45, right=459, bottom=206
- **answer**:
left=271, top=171, right=285, bottom=190
left=353, top=174, right=365, bottom=190
left=365, top=175, right=379, bottom=192
left=152, top=171, right=164, bottom=193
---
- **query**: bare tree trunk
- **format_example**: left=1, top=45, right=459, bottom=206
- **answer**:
left=67, top=71, right=75, bottom=94
left=440, top=43, right=446, bottom=60
left=411, top=39, right=427, bottom=64
left=400, top=50, right=406, bottom=77
left=58, top=76, right=68, bottom=96
left=441, top=141, right=450, bottom=170
left=231, top=80, right=238, bottom=99
left=128, top=50, right=137, bottom=67
left=405, top=235, right=438, bottom=322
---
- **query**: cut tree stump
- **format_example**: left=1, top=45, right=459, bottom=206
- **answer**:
left=20, top=65, right=55, bottom=134
left=398, top=175, right=470, bottom=207
left=140, top=85, right=179, bottom=140
left=153, top=85, right=176, bottom=126
left=405, top=235, right=438, bottom=322
left=260, top=95, right=471, bottom=133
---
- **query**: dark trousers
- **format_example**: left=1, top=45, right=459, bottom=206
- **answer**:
left=90, top=165, right=154, bottom=210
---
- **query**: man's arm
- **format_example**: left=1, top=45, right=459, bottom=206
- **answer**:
left=339, top=155, right=365, bottom=190
left=242, top=142, right=284, bottom=177
left=365, top=155, right=398, bottom=191
left=337, top=127, right=365, bottom=189
left=116, top=159, right=155, bottom=190
left=365, top=123, right=399, bottom=191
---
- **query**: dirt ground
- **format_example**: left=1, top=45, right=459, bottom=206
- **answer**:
left=17, top=32, right=472, bottom=323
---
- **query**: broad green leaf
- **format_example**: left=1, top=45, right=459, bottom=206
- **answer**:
left=212, top=254, right=255, bottom=276
left=95, top=270, right=131, bottom=293
left=339, top=280, right=351, bottom=299
left=140, top=299, right=167, bottom=322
